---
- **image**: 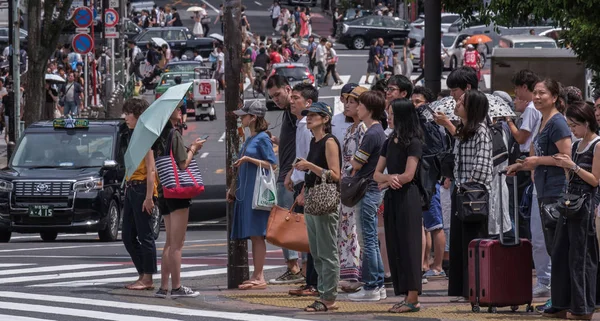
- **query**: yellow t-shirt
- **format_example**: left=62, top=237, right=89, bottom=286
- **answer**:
left=129, top=159, right=158, bottom=197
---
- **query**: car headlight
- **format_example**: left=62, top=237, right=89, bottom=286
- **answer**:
left=0, top=180, right=13, bottom=192
left=343, top=24, right=349, bottom=34
left=73, top=178, right=103, bottom=192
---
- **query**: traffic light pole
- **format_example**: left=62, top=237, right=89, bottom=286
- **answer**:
left=224, top=0, right=249, bottom=289
left=424, top=0, right=442, bottom=95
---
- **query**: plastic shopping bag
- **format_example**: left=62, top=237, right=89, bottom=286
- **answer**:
left=252, top=164, right=277, bottom=211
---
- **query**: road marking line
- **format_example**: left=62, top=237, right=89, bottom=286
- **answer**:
left=200, top=0, right=219, bottom=13
left=0, top=301, right=180, bottom=321
left=157, top=243, right=226, bottom=251
left=331, top=75, right=350, bottom=90
left=336, top=54, right=369, bottom=57
left=200, top=152, right=209, bottom=158
left=11, top=233, right=90, bottom=240
left=0, top=313, right=56, bottom=321
left=0, top=263, right=36, bottom=268
left=0, top=291, right=311, bottom=321
left=483, top=74, right=491, bottom=89
left=334, top=96, right=343, bottom=115
left=254, top=1, right=262, bottom=5
left=33, top=265, right=283, bottom=288
left=409, top=75, right=449, bottom=90
left=243, top=78, right=251, bottom=91
left=358, top=75, right=370, bottom=89
left=218, top=132, right=226, bottom=142
left=0, top=243, right=124, bottom=253
left=0, top=264, right=118, bottom=276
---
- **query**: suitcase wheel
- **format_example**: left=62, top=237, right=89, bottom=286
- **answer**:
left=510, top=305, right=519, bottom=312
left=526, top=304, right=534, bottom=312
left=487, top=306, right=497, bottom=313
left=471, top=305, right=480, bottom=313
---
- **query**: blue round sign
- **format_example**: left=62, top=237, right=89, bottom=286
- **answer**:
left=72, top=33, right=93, bottom=54
left=73, top=7, right=93, bottom=28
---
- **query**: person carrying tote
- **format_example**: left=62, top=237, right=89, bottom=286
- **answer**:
left=228, top=100, right=278, bottom=290
left=153, top=107, right=206, bottom=299
left=122, top=98, right=158, bottom=291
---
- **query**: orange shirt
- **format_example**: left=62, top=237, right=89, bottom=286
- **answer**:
left=129, top=159, right=158, bottom=197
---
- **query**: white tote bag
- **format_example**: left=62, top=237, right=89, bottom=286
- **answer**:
left=252, top=164, right=278, bottom=211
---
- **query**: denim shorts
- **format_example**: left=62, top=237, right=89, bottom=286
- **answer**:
left=423, top=183, right=443, bottom=232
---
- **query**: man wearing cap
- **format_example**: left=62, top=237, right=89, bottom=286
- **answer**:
left=265, top=75, right=305, bottom=284
left=332, top=83, right=358, bottom=143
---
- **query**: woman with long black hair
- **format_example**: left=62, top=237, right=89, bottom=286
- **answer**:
left=447, top=90, right=493, bottom=300
left=374, top=98, right=423, bottom=313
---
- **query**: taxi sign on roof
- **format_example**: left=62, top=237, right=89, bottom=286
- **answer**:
left=53, top=118, right=89, bottom=129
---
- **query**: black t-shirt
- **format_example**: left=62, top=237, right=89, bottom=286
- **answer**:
left=368, top=46, right=376, bottom=63
left=172, top=12, right=183, bottom=26
left=382, top=135, right=423, bottom=175
left=304, top=134, right=341, bottom=188
left=353, top=123, right=386, bottom=187
left=277, top=109, right=297, bottom=182
left=46, top=88, right=58, bottom=103
left=253, top=53, right=270, bottom=71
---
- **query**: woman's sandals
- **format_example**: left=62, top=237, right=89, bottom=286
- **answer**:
left=304, top=300, right=339, bottom=312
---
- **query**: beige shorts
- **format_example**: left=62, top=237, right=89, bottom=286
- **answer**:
left=242, top=63, right=252, bottom=75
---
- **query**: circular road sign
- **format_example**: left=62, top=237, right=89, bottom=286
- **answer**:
left=73, top=7, right=94, bottom=29
left=104, top=8, right=119, bottom=28
left=72, top=33, right=94, bottom=54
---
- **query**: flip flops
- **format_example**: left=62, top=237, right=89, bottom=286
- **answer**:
left=125, top=281, right=155, bottom=291
left=388, top=301, right=421, bottom=313
left=304, top=300, right=339, bottom=312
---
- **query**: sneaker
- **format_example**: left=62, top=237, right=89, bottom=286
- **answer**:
left=533, top=283, right=551, bottom=298
left=535, top=299, right=552, bottom=313
left=422, top=277, right=428, bottom=284
left=379, top=286, right=387, bottom=300
left=348, top=287, right=381, bottom=302
left=268, top=269, right=304, bottom=284
left=154, top=288, right=168, bottom=298
left=170, top=285, right=200, bottom=298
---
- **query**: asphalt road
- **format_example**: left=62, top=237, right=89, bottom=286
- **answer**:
left=0, top=229, right=293, bottom=321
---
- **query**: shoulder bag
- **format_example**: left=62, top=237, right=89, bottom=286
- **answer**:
left=156, top=129, right=205, bottom=199
left=340, top=174, right=368, bottom=207
left=266, top=201, right=310, bottom=253
left=305, top=171, right=340, bottom=216
left=455, top=140, right=489, bottom=222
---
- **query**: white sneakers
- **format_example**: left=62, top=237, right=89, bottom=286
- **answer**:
left=348, top=287, right=383, bottom=302
left=379, top=286, right=387, bottom=300
left=532, top=283, right=551, bottom=298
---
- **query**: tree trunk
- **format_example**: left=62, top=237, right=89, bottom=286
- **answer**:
left=23, top=0, right=73, bottom=127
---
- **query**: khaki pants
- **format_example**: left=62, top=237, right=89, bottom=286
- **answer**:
left=305, top=210, right=340, bottom=301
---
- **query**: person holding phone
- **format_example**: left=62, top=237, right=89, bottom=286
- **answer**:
left=229, top=100, right=278, bottom=290
left=153, top=107, right=206, bottom=298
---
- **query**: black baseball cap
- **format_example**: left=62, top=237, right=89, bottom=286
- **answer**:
left=301, top=101, right=333, bottom=118
left=341, top=83, right=358, bottom=95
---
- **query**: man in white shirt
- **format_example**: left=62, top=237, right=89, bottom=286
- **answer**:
left=285, top=83, right=315, bottom=193
left=505, top=69, right=549, bottom=300
left=315, top=37, right=328, bottom=88
left=215, top=45, right=225, bottom=95
left=269, top=1, right=281, bottom=35
left=332, top=83, right=357, bottom=142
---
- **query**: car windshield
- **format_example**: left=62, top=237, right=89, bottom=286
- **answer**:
left=165, top=63, right=203, bottom=72
left=514, top=41, right=557, bottom=48
left=442, top=35, right=456, bottom=48
left=441, top=15, right=460, bottom=24
left=160, top=73, right=195, bottom=86
left=11, top=132, right=114, bottom=168
left=275, top=67, right=309, bottom=80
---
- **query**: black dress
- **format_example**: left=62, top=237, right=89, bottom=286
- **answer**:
left=382, top=135, right=423, bottom=295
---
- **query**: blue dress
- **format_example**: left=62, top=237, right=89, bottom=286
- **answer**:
left=231, top=131, right=278, bottom=240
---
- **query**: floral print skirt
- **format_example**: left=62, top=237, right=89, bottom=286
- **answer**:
left=338, top=203, right=362, bottom=281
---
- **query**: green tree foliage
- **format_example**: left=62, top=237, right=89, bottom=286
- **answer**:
left=444, top=0, right=600, bottom=72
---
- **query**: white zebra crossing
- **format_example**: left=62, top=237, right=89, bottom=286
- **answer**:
left=0, top=262, right=283, bottom=288
left=0, top=291, right=312, bottom=321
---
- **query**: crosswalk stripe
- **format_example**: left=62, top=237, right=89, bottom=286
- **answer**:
left=243, top=78, right=251, bottom=91
left=483, top=74, right=491, bottom=89
left=331, top=75, right=350, bottom=90
left=33, top=265, right=283, bottom=288
left=0, top=266, right=142, bottom=285
left=0, top=301, right=180, bottom=321
left=0, top=314, right=55, bottom=321
left=334, top=96, right=343, bottom=115
left=0, top=264, right=118, bottom=276
left=357, top=75, right=370, bottom=89
left=0, top=263, right=35, bottom=268
left=0, top=291, right=312, bottom=321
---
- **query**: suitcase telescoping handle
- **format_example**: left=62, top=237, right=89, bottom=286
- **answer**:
left=498, top=169, right=520, bottom=246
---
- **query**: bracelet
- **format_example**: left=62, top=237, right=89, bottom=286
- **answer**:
left=575, top=165, right=581, bottom=174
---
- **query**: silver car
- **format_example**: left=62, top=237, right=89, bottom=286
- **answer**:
left=441, top=33, right=471, bottom=70
left=265, top=63, right=315, bottom=109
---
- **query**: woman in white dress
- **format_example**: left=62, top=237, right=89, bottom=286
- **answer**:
left=193, top=10, right=204, bottom=37
left=402, top=38, right=413, bottom=79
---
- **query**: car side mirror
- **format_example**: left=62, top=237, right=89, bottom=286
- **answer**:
left=102, top=160, right=118, bottom=169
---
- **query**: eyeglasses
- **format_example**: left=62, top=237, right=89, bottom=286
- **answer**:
left=384, top=87, right=399, bottom=93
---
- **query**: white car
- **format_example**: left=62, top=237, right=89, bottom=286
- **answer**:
left=441, top=33, right=471, bottom=70
left=411, top=13, right=461, bottom=33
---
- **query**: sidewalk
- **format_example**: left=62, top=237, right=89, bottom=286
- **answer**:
left=175, top=267, right=562, bottom=321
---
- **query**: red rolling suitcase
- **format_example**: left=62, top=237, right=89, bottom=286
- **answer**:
left=468, top=170, right=533, bottom=313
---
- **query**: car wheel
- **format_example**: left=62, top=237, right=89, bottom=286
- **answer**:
left=99, top=199, right=119, bottom=242
left=450, top=56, right=457, bottom=70
left=209, top=114, right=216, bottom=121
left=183, top=50, right=194, bottom=59
left=151, top=205, right=161, bottom=240
left=195, top=115, right=202, bottom=121
left=352, top=36, right=366, bottom=50
left=40, top=231, right=58, bottom=242
left=0, top=230, right=11, bottom=243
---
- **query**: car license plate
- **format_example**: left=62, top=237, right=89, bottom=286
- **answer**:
left=28, top=205, right=54, bottom=217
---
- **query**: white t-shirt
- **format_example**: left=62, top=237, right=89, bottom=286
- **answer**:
left=331, top=112, right=351, bottom=143
left=518, top=101, right=542, bottom=152
left=194, top=55, right=203, bottom=62
left=316, top=44, right=326, bottom=63
left=270, top=5, right=280, bottom=19
left=291, top=116, right=313, bottom=185
left=217, top=52, right=225, bottom=73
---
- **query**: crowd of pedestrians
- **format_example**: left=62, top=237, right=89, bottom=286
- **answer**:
left=217, top=65, right=600, bottom=319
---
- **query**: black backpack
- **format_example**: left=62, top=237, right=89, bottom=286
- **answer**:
left=416, top=110, right=447, bottom=208
left=490, top=122, right=509, bottom=167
